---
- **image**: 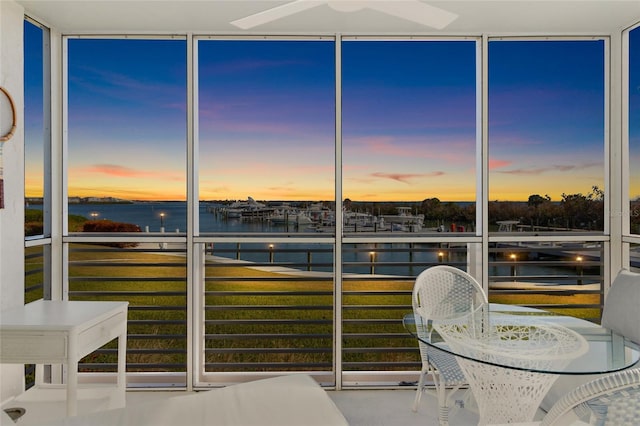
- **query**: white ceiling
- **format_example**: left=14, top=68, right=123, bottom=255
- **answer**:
left=17, top=0, right=640, bottom=35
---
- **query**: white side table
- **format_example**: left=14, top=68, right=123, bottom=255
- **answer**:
left=0, top=300, right=128, bottom=417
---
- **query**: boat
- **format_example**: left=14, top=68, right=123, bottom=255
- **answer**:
left=222, top=197, right=276, bottom=220
left=269, top=210, right=313, bottom=226
left=306, top=202, right=334, bottom=225
left=379, top=207, right=424, bottom=232
left=497, top=220, right=520, bottom=232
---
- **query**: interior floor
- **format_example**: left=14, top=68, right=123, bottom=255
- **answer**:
left=3, top=385, right=533, bottom=425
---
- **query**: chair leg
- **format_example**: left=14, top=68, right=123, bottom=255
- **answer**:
left=433, top=371, right=450, bottom=426
left=413, top=366, right=451, bottom=426
left=412, top=367, right=427, bottom=412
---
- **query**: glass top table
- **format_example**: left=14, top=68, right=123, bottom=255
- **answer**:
left=403, top=304, right=640, bottom=424
left=403, top=304, right=639, bottom=375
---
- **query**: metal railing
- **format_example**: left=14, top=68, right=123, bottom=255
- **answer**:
left=488, top=241, right=604, bottom=322
left=24, top=239, right=606, bottom=386
left=67, top=243, right=187, bottom=380
left=24, top=245, right=45, bottom=303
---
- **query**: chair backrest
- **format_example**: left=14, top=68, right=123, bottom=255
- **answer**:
left=541, top=368, right=640, bottom=426
left=412, top=265, right=488, bottom=321
left=601, top=269, right=640, bottom=344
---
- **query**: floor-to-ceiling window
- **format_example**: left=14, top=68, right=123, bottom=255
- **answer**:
left=23, top=17, right=50, bottom=390
left=487, top=39, right=606, bottom=320
left=23, top=28, right=627, bottom=387
left=24, top=19, right=48, bottom=304
left=340, top=38, right=480, bottom=385
left=628, top=25, right=640, bottom=271
left=629, top=27, right=640, bottom=235
left=196, top=38, right=337, bottom=385
left=66, top=37, right=189, bottom=384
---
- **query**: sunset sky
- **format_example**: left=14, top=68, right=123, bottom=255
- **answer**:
left=24, top=25, right=640, bottom=202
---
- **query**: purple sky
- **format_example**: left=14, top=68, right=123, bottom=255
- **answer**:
left=23, top=26, right=639, bottom=202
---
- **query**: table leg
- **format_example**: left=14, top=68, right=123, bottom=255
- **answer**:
left=35, top=364, right=44, bottom=386
left=67, top=333, right=78, bottom=416
left=117, top=330, right=127, bottom=406
left=457, top=358, right=558, bottom=425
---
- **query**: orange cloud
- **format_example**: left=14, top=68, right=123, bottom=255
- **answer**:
left=356, top=136, right=409, bottom=156
left=84, top=164, right=182, bottom=181
left=68, top=184, right=186, bottom=201
left=350, top=135, right=476, bottom=165
left=496, top=164, right=580, bottom=175
left=371, top=171, right=445, bottom=183
left=87, top=164, right=140, bottom=177
left=489, top=159, right=511, bottom=170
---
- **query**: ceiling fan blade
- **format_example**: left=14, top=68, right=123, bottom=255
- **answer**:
left=231, top=0, right=326, bottom=29
left=368, top=0, right=458, bottom=29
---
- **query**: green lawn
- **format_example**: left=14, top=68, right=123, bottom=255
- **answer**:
left=24, top=245, right=600, bottom=373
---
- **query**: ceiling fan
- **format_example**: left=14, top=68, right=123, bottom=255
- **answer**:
left=230, top=0, right=458, bottom=30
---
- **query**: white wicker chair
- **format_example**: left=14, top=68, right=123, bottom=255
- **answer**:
left=600, top=269, right=640, bottom=344
left=541, top=268, right=640, bottom=412
left=504, top=368, right=640, bottom=425
left=411, top=265, right=488, bottom=425
left=540, top=367, right=640, bottom=425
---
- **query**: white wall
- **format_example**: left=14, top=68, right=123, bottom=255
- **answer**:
left=0, top=0, right=26, bottom=404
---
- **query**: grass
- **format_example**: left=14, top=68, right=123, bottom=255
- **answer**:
left=489, top=293, right=601, bottom=321
left=24, top=245, right=602, bottom=375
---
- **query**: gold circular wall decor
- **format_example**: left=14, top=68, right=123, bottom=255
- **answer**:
left=0, top=86, right=17, bottom=142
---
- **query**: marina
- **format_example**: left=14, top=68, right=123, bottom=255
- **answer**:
left=26, top=200, right=639, bottom=277
left=211, top=199, right=428, bottom=233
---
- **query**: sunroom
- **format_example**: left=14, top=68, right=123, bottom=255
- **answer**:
left=1, top=1, right=639, bottom=425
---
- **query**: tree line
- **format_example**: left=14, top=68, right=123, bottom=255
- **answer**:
left=349, top=186, right=640, bottom=232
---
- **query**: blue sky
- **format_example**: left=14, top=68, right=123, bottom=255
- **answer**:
left=488, top=40, right=605, bottom=201
left=198, top=40, right=335, bottom=201
left=67, top=39, right=187, bottom=200
left=630, top=28, right=640, bottom=200
left=23, top=25, right=640, bottom=202
left=341, top=40, right=477, bottom=201
left=23, top=21, right=44, bottom=195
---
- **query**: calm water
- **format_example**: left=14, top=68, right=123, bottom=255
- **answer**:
left=27, top=202, right=593, bottom=279
left=65, top=202, right=233, bottom=233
